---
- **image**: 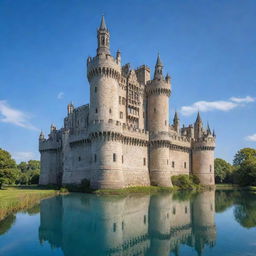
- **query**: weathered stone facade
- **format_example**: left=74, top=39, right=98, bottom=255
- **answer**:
left=39, top=16, right=216, bottom=188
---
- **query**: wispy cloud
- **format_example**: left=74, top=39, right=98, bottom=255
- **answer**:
left=0, top=100, right=39, bottom=130
left=12, top=152, right=35, bottom=162
left=230, top=96, right=255, bottom=103
left=180, top=96, right=255, bottom=116
left=245, top=134, right=256, bottom=142
left=57, top=92, right=64, bottom=99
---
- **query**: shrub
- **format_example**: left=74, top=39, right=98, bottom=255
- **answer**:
left=171, top=175, right=194, bottom=190
left=189, top=175, right=200, bottom=185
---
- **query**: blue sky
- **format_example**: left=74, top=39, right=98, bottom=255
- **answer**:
left=0, top=0, right=255, bottom=163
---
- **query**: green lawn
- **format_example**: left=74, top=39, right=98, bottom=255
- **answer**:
left=0, top=186, right=58, bottom=221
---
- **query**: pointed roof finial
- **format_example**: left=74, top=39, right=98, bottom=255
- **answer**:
left=156, top=53, right=163, bottom=67
left=213, top=129, right=216, bottom=137
left=99, top=15, right=107, bottom=30
left=207, top=122, right=211, bottom=134
left=195, top=111, right=202, bottom=123
left=174, top=111, right=179, bottom=121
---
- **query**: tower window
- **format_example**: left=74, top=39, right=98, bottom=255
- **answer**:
left=173, top=207, right=176, bottom=215
left=109, top=108, right=112, bottom=114
left=122, top=97, right=125, bottom=105
left=144, top=215, right=147, bottom=224
left=95, top=87, right=97, bottom=93
left=185, top=206, right=188, bottom=214
left=78, top=156, right=81, bottom=161
left=95, top=108, right=98, bottom=113
left=94, top=154, right=97, bottom=163
left=120, top=112, right=123, bottom=119
left=154, top=108, right=156, bottom=113
left=122, top=155, right=124, bottom=164
left=165, top=120, right=167, bottom=126
left=210, top=165, right=212, bottom=172
left=172, top=161, right=175, bottom=168
left=167, top=160, right=168, bottom=165
left=113, top=153, right=116, bottom=162
left=113, top=223, right=116, bottom=232
left=122, top=221, right=124, bottom=230
left=184, top=162, right=187, bottom=169
left=119, top=96, right=121, bottom=104
left=143, top=158, right=146, bottom=166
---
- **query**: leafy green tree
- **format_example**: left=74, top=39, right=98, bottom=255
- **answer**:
left=27, top=160, right=40, bottom=171
left=214, top=158, right=233, bottom=183
left=0, top=148, right=16, bottom=169
left=233, top=148, right=256, bottom=166
left=0, top=169, right=20, bottom=185
left=18, top=161, right=28, bottom=173
left=0, top=177, right=7, bottom=189
left=234, top=158, right=256, bottom=186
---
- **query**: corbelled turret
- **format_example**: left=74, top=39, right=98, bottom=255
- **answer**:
left=154, top=54, right=164, bottom=80
left=97, top=16, right=110, bottom=56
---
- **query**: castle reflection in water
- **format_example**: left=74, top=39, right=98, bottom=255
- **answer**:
left=39, top=191, right=216, bottom=256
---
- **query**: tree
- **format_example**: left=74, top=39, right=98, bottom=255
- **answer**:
left=0, top=148, right=16, bottom=169
left=233, top=148, right=256, bottom=166
left=0, top=168, right=20, bottom=185
left=18, top=161, right=28, bottom=173
left=234, top=158, right=256, bottom=186
left=214, top=158, right=233, bottom=183
left=27, top=160, right=40, bottom=171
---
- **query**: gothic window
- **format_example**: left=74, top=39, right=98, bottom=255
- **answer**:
left=113, top=223, right=116, bottom=232
left=122, top=97, right=125, bottom=105
left=101, top=37, right=105, bottom=45
left=184, top=162, right=187, bottom=169
left=172, top=161, right=175, bottom=168
left=113, top=153, right=116, bottom=162
left=143, top=158, right=146, bottom=166
left=210, top=165, right=212, bottom=172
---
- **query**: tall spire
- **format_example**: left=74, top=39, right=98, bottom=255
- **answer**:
left=97, top=16, right=110, bottom=56
left=154, top=53, right=164, bottom=80
left=99, top=15, right=107, bottom=30
left=195, top=111, right=202, bottom=124
left=173, top=111, right=179, bottom=123
left=207, top=122, right=211, bottom=135
left=156, top=53, right=163, bottom=67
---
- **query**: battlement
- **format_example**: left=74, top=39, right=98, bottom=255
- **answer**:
left=39, top=139, right=61, bottom=151
left=87, top=54, right=121, bottom=74
left=192, top=136, right=216, bottom=150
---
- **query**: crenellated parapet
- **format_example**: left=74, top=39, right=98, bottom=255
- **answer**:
left=39, top=139, right=62, bottom=152
left=192, top=136, right=216, bottom=151
left=146, top=79, right=171, bottom=96
left=87, top=55, right=121, bottom=82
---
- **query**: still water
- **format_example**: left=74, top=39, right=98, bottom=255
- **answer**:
left=0, top=190, right=256, bottom=256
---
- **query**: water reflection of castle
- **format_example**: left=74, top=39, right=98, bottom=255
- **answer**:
left=39, top=191, right=216, bottom=256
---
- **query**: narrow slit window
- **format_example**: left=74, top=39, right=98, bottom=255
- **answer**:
left=113, top=153, right=116, bottom=162
left=143, top=158, right=146, bottom=166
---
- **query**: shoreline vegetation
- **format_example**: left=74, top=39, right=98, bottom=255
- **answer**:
left=0, top=186, right=58, bottom=221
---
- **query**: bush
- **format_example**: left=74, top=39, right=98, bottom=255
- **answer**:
left=189, top=174, right=200, bottom=185
left=171, top=175, right=194, bottom=190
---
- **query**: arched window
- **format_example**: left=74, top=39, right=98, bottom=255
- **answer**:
left=95, top=108, right=98, bottom=113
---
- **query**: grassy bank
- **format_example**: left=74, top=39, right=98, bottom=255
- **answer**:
left=93, top=186, right=175, bottom=195
left=0, top=186, right=58, bottom=221
left=216, top=184, right=256, bottom=191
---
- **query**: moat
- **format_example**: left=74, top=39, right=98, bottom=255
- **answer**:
left=0, top=190, right=256, bottom=256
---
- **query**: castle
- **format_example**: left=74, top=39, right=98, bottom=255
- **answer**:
left=39, top=16, right=216, bottom=188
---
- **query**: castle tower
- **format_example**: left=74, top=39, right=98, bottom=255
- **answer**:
left=147, top=55, right=172, bottom=187
left=173, top=111, right=180, bottom=133
left=87, top=16, right=124, bottom=189
left=192, top=115, right=215, bottom=186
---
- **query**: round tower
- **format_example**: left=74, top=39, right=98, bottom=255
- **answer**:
left=192, top=114, right=216, bottom=186
left=87, top=16, right=121, bottom=123
left=87, top=16, right=124, bottom=189
left=147, top=55, right=172, bottom=187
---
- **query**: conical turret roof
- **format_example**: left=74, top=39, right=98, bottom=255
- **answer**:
left=99, top=15, right=107, bottom=30
left=156, top=53, right=163, bottom=67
